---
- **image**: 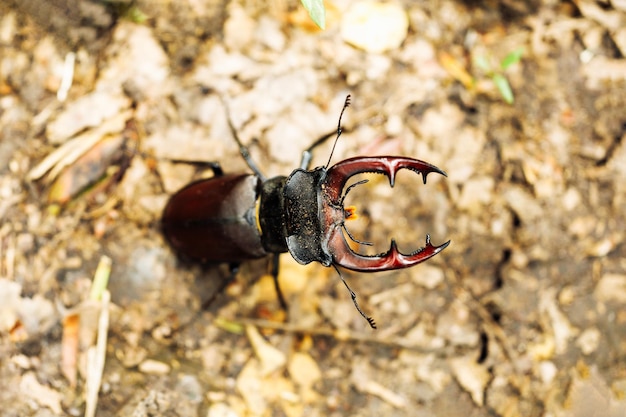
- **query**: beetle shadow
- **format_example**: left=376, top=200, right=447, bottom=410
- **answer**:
left=176, top=256, right=272, bottom=315
left=174, top=259, right=235, bottom=313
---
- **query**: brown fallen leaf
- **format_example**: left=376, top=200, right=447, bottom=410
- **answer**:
left=48, top=134, right=126, bottom=204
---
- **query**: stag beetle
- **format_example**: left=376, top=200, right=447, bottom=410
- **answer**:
left=162, top=95, right=450, bottom=328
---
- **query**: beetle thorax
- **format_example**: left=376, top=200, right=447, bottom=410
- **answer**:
left=282, top=168, right=333, bottom=266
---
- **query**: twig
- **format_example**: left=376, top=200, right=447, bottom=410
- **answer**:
left=222, top=317, right=450, bottom=354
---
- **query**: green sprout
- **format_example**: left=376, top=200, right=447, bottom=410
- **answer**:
left=102, top=0, right=147, bottom=23
left=301, top=0, right=326, bottom=29
left=474, top=48, right=524, bottom=104
left=124, top=5, right=147, bottom=23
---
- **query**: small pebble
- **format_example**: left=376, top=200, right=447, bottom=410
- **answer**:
left=138, top=359, right=171, bottom=375
left=341, top=1, right=409, bottom=53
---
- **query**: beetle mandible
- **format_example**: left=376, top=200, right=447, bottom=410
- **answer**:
left=161, top=95, right=450, bottom=328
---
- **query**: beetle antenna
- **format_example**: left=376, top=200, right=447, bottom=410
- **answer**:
left=324, top=95, right=351, bottom=169
left=342, top=225, right=372, bottom=246
left=339, top=178, right=368, bottom=206
left=332, top=265, right=377, bottom=329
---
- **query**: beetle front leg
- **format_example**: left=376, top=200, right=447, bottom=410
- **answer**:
left=299, top=131, right=337, bottom=170
left=220, top=95, right=267, bottom=180
left=270, top=254, right=288, bottom=311
left=207, top=161, right=223, bottom=177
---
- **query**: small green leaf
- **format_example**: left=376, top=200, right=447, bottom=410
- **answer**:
left=301, top=0, right=326, bottom=30
left=501, top=48, right=524, bottom=70
left=493, top=73, right=514, bottom=104
left=214, top=317, right=245, bottom=334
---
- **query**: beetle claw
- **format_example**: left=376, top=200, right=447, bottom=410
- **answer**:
left=323, top=156, right=446, bottom=201
left=322, top=156, right=449, bottom=272
left=327, top=231, right=450, bottom=272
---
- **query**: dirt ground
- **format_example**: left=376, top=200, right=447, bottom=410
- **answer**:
left=1, top=0, right=626, bottom=416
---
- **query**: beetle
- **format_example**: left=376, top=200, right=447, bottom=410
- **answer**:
left=162, top=95, right=450, bottom=328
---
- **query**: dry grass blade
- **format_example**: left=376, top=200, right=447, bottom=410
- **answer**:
left=84, top=255, right=112, bottom=417
left=226, top=317, right=449, bottom=354
left=84, top=290, right=110, bottom=417
left=27, top=110, right=132, bottom=182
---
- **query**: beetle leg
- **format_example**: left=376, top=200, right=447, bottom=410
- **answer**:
left=322, top=156, right=450, bottom=272
left=299, top=130, right=337, bottom=170
left=270, top=254, right=288, bottom=311
left=207, top=161, right=224, bottom=177
left=220, top=95, right=267, bottom=179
